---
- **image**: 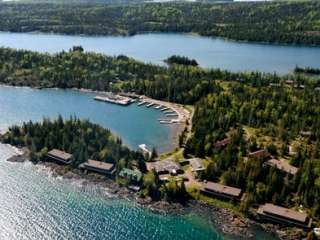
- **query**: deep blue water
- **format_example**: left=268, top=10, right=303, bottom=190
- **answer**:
left=0, top=86, right=177, bottom=153
left=0, top=32, right=319, bottom=73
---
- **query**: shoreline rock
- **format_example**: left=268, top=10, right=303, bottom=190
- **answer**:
left=4, top=150, right=293, bottom=240
left=38, top=161, right=271, bottom=239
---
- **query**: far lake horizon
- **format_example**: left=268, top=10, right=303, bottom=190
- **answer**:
left=0, top=32, right=320, bottom=73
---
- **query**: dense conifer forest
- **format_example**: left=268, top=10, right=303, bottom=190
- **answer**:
left=0, top=47, right=294, bottom=104
left=0, top=1, right=319, bottom=45
left=0, top=116, right=146, bottom=170
left=184, top=82, right=320, bottom=220
left=1, top=46, right=320, bottom=221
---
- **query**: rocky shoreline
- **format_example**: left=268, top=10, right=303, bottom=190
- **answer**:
left=15, top=159, right=275, bottom=239
left=8, top=150, right=307, bottom=239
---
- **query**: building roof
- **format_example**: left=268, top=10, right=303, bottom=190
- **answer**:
left=203, top=181, right=242, bottom=197
left=259, top=203, right=307, bottom=223
left=147, top=160, right=181, bottom=174
left=248, top=149, right=270, bottom=159
left=213, top=138, right=231, bottom=149
left=119, top=168, right=143, bottom=182
left=300, top=131, right=313, bottom=137
left=265, top=159, right=299, bottom=175
left=84, top=159, right=115, bottom=171
left=189, top=158, right=205, bottom=172
left=47, top=149, right=72, bottom=161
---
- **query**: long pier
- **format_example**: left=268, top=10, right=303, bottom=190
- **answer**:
left=134, top=95, right=190, bottom=125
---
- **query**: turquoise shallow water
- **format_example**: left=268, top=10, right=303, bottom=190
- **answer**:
left=0, top=32, right=319, bottom=73
left=0, top=143, right=278, bottom=240
left=0, top=86, right=279, bottom=240
left=0, top=85, right=177, bottom=153
left=0, top=143, right=221, bottom=240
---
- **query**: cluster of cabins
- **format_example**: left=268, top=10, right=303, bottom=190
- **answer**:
left=46, top=149, right=143, bottom=189
left=211, top=139, right=313, bottom=229
left=46, top=147, right=313, bottom=230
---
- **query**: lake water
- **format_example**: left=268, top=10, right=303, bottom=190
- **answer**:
left=0, top=85, right=177, bottom=153
left=0, top=143, right=277, bottom=240
left=0, top=32, right=319, bottom=73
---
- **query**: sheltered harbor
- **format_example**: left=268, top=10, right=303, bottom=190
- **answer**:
left=93, top=92, right=191, bottom=125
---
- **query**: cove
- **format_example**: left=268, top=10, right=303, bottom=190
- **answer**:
left=0, top=32, right=319, bottom=73
left=0, top=85, right=178, bottom=153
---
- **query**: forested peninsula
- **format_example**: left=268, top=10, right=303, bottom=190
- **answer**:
left=0, top=1, right=320, bottom=45
left=1, top=46, right=320, bottom=237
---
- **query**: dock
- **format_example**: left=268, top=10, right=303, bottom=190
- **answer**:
left=146, top=103, right=155, bottom=108
left=166, top=113, right=178, bottom=117
left=94, top=95, right=132, bottom=106
left=138, top=101, right=146, bottom=106
left=164, top=110, right=174, bottom=114
left=159, top=120, right=172, bottom=124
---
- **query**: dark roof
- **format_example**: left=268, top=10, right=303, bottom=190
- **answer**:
left=203, top=181, right=242, bottom=197
left=83, top=159, right=114, bottom=171
left=265, top=159, right=298, bottom=175
left=47, top=149, right=72, bottom=161
left=259, top=204, right=307, bottom=223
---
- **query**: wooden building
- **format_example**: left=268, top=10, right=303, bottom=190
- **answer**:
left=147, top=160, right=183, bottom=176
left=80, top=159, right=115, bottom=176
left=200, top=181, right=243, bottom=201
left=248, top=149, right=270, bottom=159
left=47, top=149, right=72, bottom=164
left=213, top=138, right=231, bottom=151
left=119, top=168, right=143, bottom=183
left=264, top=159, right=298, bottom=175
left=189, top=158, right=205, bottom=177
left=257, top=203, right=312, bottom=229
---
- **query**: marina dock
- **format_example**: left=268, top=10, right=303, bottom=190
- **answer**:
left=166, top=113, right=179, bottom=117
left=94, top=94, right=132, bottom=106
left=146, top=103, right=155, bottom=108
left=164, top=110, right=174, bottom=114
left=138, top=101, right=146, bottom=106
left=134, top=95, right=190, bottom=125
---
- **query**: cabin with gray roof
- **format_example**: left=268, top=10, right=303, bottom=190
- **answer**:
left=147, top=160, right=183, bottom=176
left=189, top=158, right=205, bottom=178
left=47, top=149, right=72, bottom=164
left=264, top=159, right=298, bottom=175
left=257, top=203, right=312, bottom=229
left=201, top=181, right=243, bottom=201
left=248, top=149, right=270, bottom=159
left=79, top=159, right=115, bottom=176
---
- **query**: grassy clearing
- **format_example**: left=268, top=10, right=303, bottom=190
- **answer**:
left=187, top=187, right=244, bottom=217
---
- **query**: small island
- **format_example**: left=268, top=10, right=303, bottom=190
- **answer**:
left=165, top=55, right=199, bottom=67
